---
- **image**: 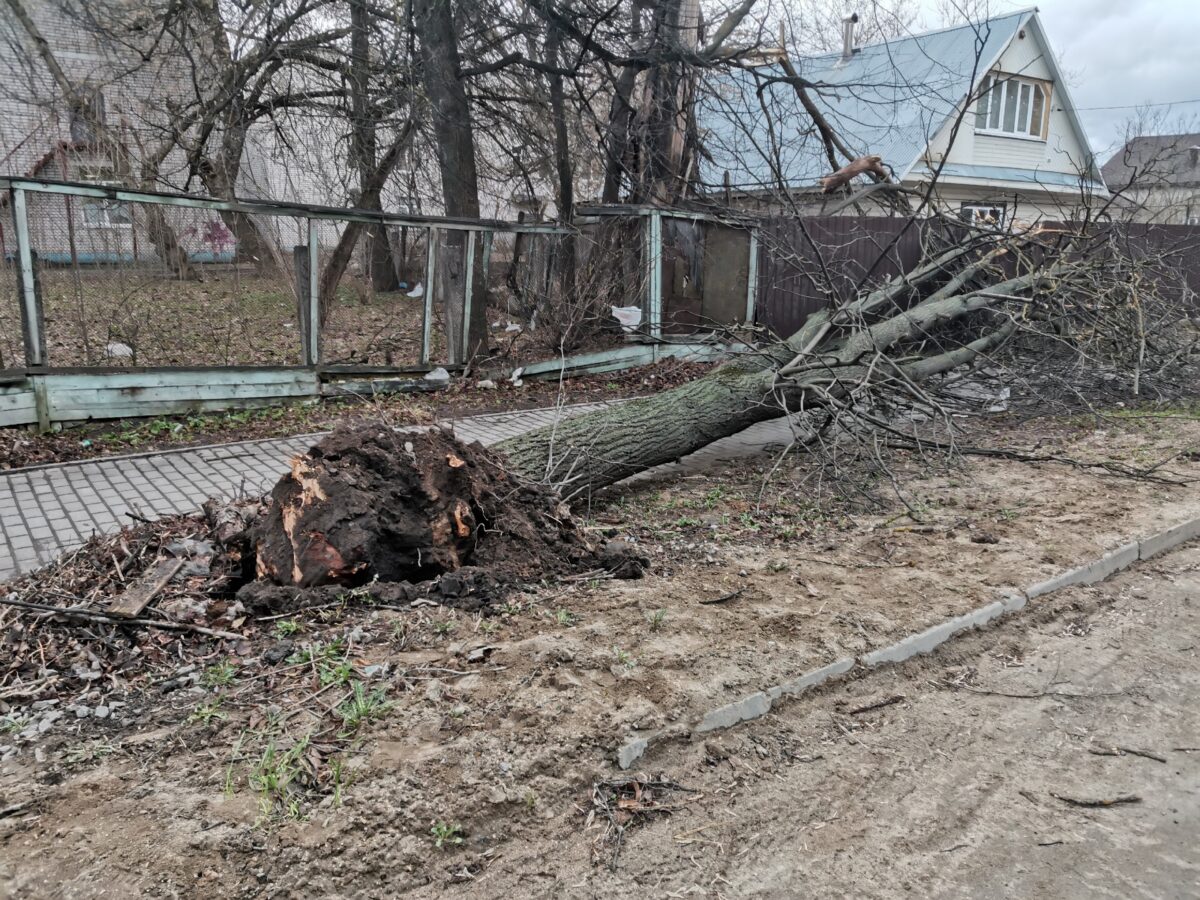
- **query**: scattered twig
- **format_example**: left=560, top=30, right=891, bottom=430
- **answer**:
left=1088, top=746, right=1167, bottom=764
left=1051, top=792, right=1141, bottom=808
left=0, top=596, right=241, bottom=641
left=848, top=694, right=905, bottom=716
left=699, top=588, right=743, bottom=605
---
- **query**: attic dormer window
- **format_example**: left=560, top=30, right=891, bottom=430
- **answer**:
left=975, top=74, right=1050, bottom=140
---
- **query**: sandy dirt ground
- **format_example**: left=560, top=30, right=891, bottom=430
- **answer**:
left=0, top=411, right=1198, bottom=898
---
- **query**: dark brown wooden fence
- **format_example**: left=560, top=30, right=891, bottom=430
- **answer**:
left=754, top=217, right=1200, bottom=339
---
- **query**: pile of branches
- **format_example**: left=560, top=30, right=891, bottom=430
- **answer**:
left=492, top=218, right=1200, bottom=500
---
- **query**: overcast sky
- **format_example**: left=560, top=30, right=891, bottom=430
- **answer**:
left=920, top=0, right=1200, bottom=159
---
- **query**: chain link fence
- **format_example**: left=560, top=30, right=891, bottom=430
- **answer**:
left=2, top=178, right=565, bottom=374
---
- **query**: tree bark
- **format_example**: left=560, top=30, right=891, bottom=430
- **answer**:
left=350, top=0, right=396, bottom=292
left=495, top=244, right=1036, bottom=498
left=413, top=0, right=487, bottom=363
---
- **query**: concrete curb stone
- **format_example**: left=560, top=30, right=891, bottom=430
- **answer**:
left=615, top=513, right=1200, bottom=770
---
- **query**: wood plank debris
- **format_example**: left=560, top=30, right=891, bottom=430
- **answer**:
left=106, top=557, right=184, bottom=618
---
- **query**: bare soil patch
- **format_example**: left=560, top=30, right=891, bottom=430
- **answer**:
left=0, top=410, right=1198, bottom=897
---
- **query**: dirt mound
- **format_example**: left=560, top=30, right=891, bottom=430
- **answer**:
left=251, top=425, right=601, bottom=590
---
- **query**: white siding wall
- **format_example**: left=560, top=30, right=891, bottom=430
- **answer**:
left=927, top=23, right=1093, bottom=180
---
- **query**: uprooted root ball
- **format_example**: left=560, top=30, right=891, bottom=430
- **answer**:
left=251, top=424, right=606, bottom=589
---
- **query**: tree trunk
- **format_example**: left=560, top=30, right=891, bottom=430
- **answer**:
left=350, top=0, right=397, bottom=292
left=545, top=25, right=576, bottom=300
left=199, top=151, right=285, bottom=275
left=600, top=1, right=647, bottom=203
left=413, top=0, right=487, bottom=363
left=317, top=121, right=417, bottom=325
left=495, top=244, right=1036, bottom=498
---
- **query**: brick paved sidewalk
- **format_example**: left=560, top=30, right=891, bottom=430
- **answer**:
left=0, top=403, right=616, bottom=583
left=0, top=402, right=801, bottom=584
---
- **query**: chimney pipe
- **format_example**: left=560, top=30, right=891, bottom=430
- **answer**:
left=841, top=12, right=859, bottom=62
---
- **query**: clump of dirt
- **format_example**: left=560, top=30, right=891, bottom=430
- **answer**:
left=251, top=425, right=603, bottom=590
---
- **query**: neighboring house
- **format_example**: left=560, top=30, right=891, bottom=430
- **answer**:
left=1101, top=134, right=1200, bottom=225
left=0, top=2, right=243, bottom=264
left=697, top=8, right=1107, bottom=225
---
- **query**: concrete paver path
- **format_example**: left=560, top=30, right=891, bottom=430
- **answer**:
left=0, top=401, right=800, bottom=584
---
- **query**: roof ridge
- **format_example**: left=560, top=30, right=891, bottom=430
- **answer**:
left=799, top=6, right=1035, bottom=62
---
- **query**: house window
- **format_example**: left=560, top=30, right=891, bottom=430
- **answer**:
left=76, top=164, right=132, bottom=229
left=69, top=90, right=106, bottom=144
left=975, top=74, right=1049, bottom=140
left=961, top=203, right=1007, bottom=228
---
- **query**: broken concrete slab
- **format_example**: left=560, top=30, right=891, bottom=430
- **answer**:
left=694, top=691, right=773, bottom=734
left=767, top=657, right=855, bottom=701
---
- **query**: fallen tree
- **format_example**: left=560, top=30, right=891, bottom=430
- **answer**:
left=247, top=219, right=1195, bottom=588
left=496, top=232, right=1043, bottom=497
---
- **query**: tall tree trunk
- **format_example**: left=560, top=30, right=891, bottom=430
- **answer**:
left=350, top=0, right=396, bottom=292
left=413, top=0, right=486, bottom=363
left=318, top=120, right=417, bottom=325
left=199, top=146, right=285, bottom=275
left=600, top=0, right=647, bottom=204
left=545, top=25, right=576, bottom=299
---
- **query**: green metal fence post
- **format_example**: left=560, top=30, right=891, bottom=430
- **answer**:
left=306, top=219, right=321, bottom=365
left=461, top=230, right=476, bottom=362
left=421, top=227, right=438, bottom=365
left=12, top=188, right=45, bottom=367
left=293, top=244, right=312, bottom=365
left=745, top=228, right=759, bottom=324
left=647, top=211, right=663, bottom=339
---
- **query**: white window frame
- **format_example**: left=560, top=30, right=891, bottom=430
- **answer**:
left=77, top=169, right=133, bottom=229
left=961, top=203, right=1007, bottom=229
left=975, top=73, right=1050, bottom=142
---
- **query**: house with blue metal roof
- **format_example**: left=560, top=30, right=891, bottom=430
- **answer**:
left=696, top=8, right=1106, bottom=225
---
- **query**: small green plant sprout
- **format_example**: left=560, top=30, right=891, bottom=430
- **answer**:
left=478, top=618, right=500, bottom=636
left=338, top=682, right=391, bottom=735
left=64, top=741, right=115, bottom=767
left=647, top=608, right=667, bottom=632
left=433, top=619, right=457, bottom=637
left=674, top=515, right=701, bottom=528
left=612, top=646, right=636, bottom=669
left=273, top=619, right=301, bottom=638
left=703, top=487, right=727, bottom=509
left=524, top=790, right=538, bottom=811
left=0, top=715, right=28, bottom=735
left=249, top=734, right=311, bottom=821
left=318, top=659, right=355, bottom=686
left=188, top=699, right=228, bottom=726
left=204, top=660, right=238, bottom=688
left=431, top=821, right=465, bottom=849
left=287, top=637, right=347, bottom=665
left=554, top=608, right=576, bottom=626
